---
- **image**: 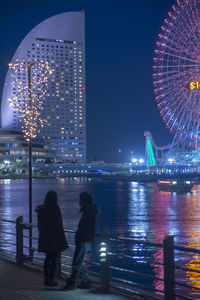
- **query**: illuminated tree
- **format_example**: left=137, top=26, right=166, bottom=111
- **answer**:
left=8, top=59, right=53, bottom=141
left=8, top=59, right=53, bottom=256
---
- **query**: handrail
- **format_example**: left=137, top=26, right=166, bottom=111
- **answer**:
left=0, top=218, right=16, bottom=224
left=110, top=265, right=164, bottom=281
left=109, top=235, right=163, bottom=248
left=174, top=244, right=200, bottom=254
left=109, top=251, right=164, bottom=265
left=175, top=281, right=200, bottom=291
left=2, top=217, right=200, bottom=298
left=0, top=230, right=16, bottom=236
left=175, top=264, right=200, bottom=274
left=111, top=275, right=164, bottom=294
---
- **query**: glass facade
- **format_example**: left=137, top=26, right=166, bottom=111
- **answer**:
left=0, top=129, right=54, bottom=164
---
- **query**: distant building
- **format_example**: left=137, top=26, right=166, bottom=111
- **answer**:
left=0, top=129, right=54, bottom=164
left=1, top=12, right=86, bottom=163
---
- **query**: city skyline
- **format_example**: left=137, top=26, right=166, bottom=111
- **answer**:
left=0, top=0, right=175, bottom=163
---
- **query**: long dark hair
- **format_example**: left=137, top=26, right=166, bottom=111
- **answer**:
left=79, top=192, right=92, bottom=211
left=44, top=190, right=58, bottom=206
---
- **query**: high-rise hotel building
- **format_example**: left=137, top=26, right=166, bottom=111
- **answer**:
left=1, top=12, right=86, bottom=163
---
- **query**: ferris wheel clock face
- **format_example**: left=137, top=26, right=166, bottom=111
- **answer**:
left=187, top=81, right=200, bottom=90
left=153, top=0, right=200, bottom=149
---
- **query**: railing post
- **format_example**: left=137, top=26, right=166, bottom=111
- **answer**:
left=16, top=216, right=24, bottom=266
left=163, top=235, right=175, bottom=300
left=100, top=226, right=110, bottom=293
left=55, top=252, right=62, bottom=278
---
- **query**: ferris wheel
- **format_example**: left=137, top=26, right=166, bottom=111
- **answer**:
left=153, top=0, right=200, bottom=151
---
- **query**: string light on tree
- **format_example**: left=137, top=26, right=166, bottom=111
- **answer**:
left=7, top=59, right=53, bottom=256
left=8, top=59, right=53, bottom=141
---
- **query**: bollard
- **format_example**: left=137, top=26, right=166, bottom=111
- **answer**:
left=100, top=227, right=110, bottom=293
left=16, top=216, right=24, bottom=266
left=163, top=235, right=175, bottom=300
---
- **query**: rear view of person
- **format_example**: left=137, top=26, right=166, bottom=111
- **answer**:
left=35, top=190, right=69, bottom=286
left=62, top=192, right=99, bottom=290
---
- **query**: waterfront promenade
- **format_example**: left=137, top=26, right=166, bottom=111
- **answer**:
left=0, top=259, right=142, bottom=300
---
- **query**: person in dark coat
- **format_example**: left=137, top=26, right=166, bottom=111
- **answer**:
left=35, top=190, right=68, bottom=286
left=62, top=192, right=99, bottom=290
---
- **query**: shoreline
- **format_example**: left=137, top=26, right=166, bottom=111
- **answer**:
left=0, top=172, right=199, bottom=182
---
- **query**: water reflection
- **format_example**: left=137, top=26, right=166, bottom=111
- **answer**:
left=1, top=179, right=200, bottom=295
left=128, top=182, right=148, bottom=238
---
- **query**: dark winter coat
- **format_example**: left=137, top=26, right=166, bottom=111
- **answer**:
left=75, top=204, right=99, bottom=244
left=35, top=204, right=69, bottom=253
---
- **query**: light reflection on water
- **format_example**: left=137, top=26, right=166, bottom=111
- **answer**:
left=1, top=178, right=200, bottom=295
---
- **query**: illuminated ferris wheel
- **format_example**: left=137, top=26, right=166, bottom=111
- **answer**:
left=153, top=0, right=200, bottom=150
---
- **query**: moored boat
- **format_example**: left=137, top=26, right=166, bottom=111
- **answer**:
left=157, top=179, right=193, bottom=193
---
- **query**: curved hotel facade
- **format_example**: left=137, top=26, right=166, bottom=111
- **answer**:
left=1, top=12, right=86, bottom=163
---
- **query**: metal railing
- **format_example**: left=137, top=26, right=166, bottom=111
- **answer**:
left=1, top=216, right=200, bottom=299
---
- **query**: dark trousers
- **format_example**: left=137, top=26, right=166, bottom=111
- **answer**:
left=44, top=252, right=57, bottom=282
left=68, top=242, right=91, bottom=286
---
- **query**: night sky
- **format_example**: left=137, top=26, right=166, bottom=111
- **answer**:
left=0, top=0, right=175, bottom=163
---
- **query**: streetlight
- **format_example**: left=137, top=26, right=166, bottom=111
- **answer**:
left=8, top=59, right=53, bottom=256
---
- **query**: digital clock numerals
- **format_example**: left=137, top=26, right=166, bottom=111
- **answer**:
left=188, top=81, right=200, bottom=90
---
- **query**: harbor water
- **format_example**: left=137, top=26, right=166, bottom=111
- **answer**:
left=1, top=177, right=200, bottom=295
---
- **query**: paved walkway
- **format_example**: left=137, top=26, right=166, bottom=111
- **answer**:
left=0, top=259, right=138, bottom=300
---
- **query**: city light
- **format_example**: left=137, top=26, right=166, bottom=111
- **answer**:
left=168, top=158, right=175, bottom=163
left=139, top=158, right=144, bottom=164
left=8, top=60, right=53, bottom=141
left=132, top=158, right=137, bottom=163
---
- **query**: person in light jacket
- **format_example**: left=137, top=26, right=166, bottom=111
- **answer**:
left=35, top=190, right=68, bottom=286
left=62, top=192, right=99, bottom=290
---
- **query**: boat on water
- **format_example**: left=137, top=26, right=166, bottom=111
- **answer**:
left=157, top=179, right=193, bottom=193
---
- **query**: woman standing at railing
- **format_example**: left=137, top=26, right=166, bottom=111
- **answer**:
left=62, top=192, right=99, bottom=290
left=35, top=190, right=69, bottom=287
